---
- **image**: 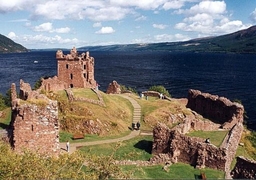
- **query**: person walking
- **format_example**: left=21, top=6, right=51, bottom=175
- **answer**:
left=66, top=141, right=70, bottom=152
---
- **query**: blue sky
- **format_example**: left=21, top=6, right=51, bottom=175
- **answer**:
left=0, top=0, right=255, bottom=49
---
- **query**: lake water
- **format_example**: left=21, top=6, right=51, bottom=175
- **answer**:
left=0, top=51, right=255, bottom=130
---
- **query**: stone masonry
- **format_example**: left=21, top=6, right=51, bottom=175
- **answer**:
left=186, top=89, right=244, bottom=129
left=151, top=89, right=245, bottom=178
left=10, top=80, right=60, bottom=156
left=41, top=47, right=97, bottom=92
left=231, top=156, right=256, bottom=179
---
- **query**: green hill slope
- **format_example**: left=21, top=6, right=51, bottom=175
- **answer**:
left=0, top=34, right=28, bottom=53
left=78, top=25, right=256, bottom=53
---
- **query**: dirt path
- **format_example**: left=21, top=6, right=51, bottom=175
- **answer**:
left=60, top=94, right=141, bottom=153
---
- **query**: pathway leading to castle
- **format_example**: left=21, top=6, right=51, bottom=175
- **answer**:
left=60, top=94, right=141, bottom=154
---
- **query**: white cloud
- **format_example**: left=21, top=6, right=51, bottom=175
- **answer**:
left=34, top=22, right=53, bottom=32
left=21, top=34, right=80, bottom=47
left=250, top=8, right=256, bottom=23
left=33, top=22, right=70, bottom=33
left=163, top=1, right=184, bottom=10
left=153, top=24, right=167, bottom=29
left=183, top=1, right=226, bottom=15
left=174, top=1, right=250, bottom=36
left=154, top=33, right=189, bottom=42
left=96, top=26, right=115, bottom=34
left=55, top=27, right=70, bottom=33
left=93, top=22, right=102, bottom=27
left=7, top=32, right=17, bottom=39
left=135, top=15, right=147, bottom=21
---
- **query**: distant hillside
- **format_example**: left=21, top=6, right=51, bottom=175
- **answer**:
left=0, top=34, right=28, bottom=53
left=78, top=25, right=256, bottom=53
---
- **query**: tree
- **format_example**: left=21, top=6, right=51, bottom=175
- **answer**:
left=4, top=89, right=11, bottom=107
left=0, top=93, right=6, bottom=110
left=148, top=85, right=171, bottom=97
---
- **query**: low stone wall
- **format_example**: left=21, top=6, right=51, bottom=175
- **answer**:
left=151, top=123, right=226, bottom=170
left=186, top=89, right=244, bottom=129
left=41, top=76, right=68, bottom=92
left=231, top=156, right=256, bottom=179
left=65, top=88, right=105, bottom=107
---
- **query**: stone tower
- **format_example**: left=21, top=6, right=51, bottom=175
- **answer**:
left=56, top=47, right=96, bottom=88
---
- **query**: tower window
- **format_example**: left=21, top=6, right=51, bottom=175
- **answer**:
left=84, top=73, right=86, bottom=78
left=66, top=64, right=69, bottom=69
left=84, top=65, right=86, bottom=69
left=70, top=73, right=73, bottom=79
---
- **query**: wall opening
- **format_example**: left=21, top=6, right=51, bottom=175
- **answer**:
left=84, top=65, right=86, bottom=70
left=84, top=73, right=86, bottom=78
left=70, top=73, right=73, bottom=79
left=70, top=84, right=74, bottom=88
left=66, top=64, right=69, bottom=69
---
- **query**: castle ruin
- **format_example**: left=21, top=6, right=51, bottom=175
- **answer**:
left=151, top=89, right=245, bottom=178
left=41, top=47, right=96, bottom=92
left=10, top=80, right=60, bottom=156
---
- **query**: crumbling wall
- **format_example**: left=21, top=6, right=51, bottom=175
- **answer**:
left=186, top=89, right=244, bottom=129
left=57, top=47, right=96, bottom=89
left=10, top=81, right=60, bottom=156
left=40, top=76, right=68, bottom=92
left=106, top=80, right=121, bottom=94
left=231, top=156, right=256, bottom=179
left=151, top=123, right=226, bottom=170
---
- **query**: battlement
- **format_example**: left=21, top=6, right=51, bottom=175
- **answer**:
left=41, top=47, right=97, bottom=92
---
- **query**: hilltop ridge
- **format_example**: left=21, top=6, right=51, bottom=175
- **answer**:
left=0, top=34, right=28, bottom=53
left=78, top=25, right=256, bottom=53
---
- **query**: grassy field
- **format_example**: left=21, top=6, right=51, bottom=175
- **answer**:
left=187, top=130, right=228, bottom=147
left=79, top=135, right=153, bottom=161
left=79, top=135, right=225, bottom=179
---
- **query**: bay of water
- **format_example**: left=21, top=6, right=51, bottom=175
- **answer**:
left=0, top=51, right=255, bottom=130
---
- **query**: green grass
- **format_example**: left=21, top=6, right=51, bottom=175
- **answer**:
left=0, top=108, right=11, bottom=129
left=79, top=135, right=153, bottom=161
left=59, top=130, right=131, bottom=143
left=121, top=163, right=225, bottom=179
left=72, top=88, right=99, bottom=100
left=187, top=130, right=228, bottom=147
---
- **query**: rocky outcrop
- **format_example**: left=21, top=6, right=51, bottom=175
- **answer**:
left=186, top=89, right=244, bottom=129
left=106, top=81, right=121, bottom=94
left=231, top=156, right=256, bottom=179
left=10, top=80, right=60, bottom=156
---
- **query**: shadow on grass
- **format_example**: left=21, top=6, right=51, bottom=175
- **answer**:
left=0, top=122, right=9, bottom=129
left=134, top=140, right=152, bottom=154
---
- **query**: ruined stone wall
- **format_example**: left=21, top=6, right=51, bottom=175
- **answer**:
left=220, top=123, right=244, bottom=177
left=57, top=48, right=96, bottom=89
left=10, top=81, right=60, bottom=156
left=231, top=156, right=256, bottom=179
left=106, top=81, right=121, bottom=94
left=152, top=123, right=226, bottom=170
left=40, top=76, right=68, bottom=92
left=186, top=89, right=244, bottom=129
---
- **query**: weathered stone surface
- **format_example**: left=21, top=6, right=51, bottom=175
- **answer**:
left=10, top=80, right=60, bottom=156
left=152, top=123, right=226, bottom=170
left=40, top=47, right=97, bottom=92
left=186, top=89, right=244, bottom=129
left=152, top=90, right=246, bottom=178
left=231, top=156, right=256, bottom=179
left=106, top=80, right=121, bottom=94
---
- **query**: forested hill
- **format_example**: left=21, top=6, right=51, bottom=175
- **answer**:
left=0, top=34, right=28, bottom=53
left=78, top=25, right=256, bottom=53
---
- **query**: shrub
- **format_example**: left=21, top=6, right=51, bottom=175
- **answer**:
left=120, top=85, right=137, bottom=94
left=148, top=85, right=171, bottom=97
